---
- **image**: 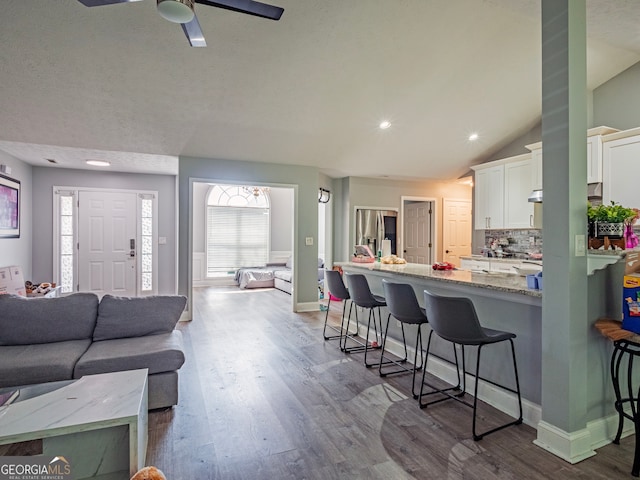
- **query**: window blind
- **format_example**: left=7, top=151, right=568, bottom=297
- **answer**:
left=207, top=206, right=269, bottom=274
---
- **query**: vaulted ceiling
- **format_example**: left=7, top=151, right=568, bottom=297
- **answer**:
left=1, top=0, right=639, bottom=178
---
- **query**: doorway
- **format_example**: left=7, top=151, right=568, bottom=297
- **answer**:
left=53, top=187, right=158, bottom=296
left=401, top=197, right=435, bottom=264
left=442, top=198, right=472, bottom=267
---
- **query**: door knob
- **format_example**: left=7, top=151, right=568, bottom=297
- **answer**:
left=445, top=249, right=451, bottom=253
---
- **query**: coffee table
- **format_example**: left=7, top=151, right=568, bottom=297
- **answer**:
left=0, top=369, right=148, bottom=480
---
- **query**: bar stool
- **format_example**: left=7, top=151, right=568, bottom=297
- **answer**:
left=322, top=269, right=356, bottom=344
left=344, top=273, right=387, bottom=367
left=382, top=279, right=461, bottom=399
left=420, top=290, right=523, bottom=440
left=379, top=280, right=422, bottom=395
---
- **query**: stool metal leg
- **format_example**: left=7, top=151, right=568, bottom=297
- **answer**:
left=472, top=339, right=523, bottom=440
left=363, top=307, right=385, bottom=368
left=418, top=331, right=463, bottom=408
left=378, top=313, right=410, bottom=376
left=323, top=296, right=342, bottom=341
left=341, top=302, right=367, bottom=353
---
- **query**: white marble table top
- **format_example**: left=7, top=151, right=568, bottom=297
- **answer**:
left=0, top=369, right=148, bottom=445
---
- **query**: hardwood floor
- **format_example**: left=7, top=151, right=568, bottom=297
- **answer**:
left=1, top=286, right=635, bottom=478
left=144, top=287, right=635, bottom=479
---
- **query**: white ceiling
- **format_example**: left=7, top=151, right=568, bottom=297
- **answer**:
left=0, top=0, right=639, bottom=179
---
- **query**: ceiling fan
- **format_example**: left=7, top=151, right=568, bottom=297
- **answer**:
left=77, top=0, right=284, bottom=47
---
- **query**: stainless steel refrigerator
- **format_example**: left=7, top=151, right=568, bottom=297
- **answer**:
left=355, top=209, right=397, bottom=256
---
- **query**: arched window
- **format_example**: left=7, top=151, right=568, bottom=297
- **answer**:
left=206, top=185, right=270, bottom=276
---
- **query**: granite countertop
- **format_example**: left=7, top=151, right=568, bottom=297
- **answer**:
left=337, top=262, right=542, bottom=298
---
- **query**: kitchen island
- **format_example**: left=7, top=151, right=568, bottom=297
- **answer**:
left=337, top=261, right=542, bottom=425
left=337, top=256, right=625, bottom=431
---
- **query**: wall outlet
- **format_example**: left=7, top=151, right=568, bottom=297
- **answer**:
left=305, top=237, right=313, bottom=246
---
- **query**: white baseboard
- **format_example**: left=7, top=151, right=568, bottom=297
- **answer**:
left=296, top=301, right=320, bottom=312
left=534, top=421, right=596, bottom=463
left=534, top=410, right=635, bottom=464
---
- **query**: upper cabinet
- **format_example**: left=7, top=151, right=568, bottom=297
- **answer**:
left=602, top=127, right=640, bottom=208
left=525, top=126, right=618, bottom=189
left=526, top=142, right=543, bottom=190
left=473, top=164, right=504, bottom=229
left=472, top=153, right=532, bottom=230
left=504, top=156, right=535, bottom=229
left=588, top=126, right=619, bottom=183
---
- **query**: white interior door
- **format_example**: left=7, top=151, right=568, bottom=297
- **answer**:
left=78, top=191, right=137, bottom=296
left=442, top=199, right=472, bottom=267
left=403, top=201, right=433, bottom=264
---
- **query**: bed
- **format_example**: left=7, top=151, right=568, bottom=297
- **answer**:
left=234, top=265, right=287, bottom=289
left=234, top=257, right=325, bottom=293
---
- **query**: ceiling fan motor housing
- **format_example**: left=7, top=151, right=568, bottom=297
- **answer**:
left=157, top=0, right=195, bottom=24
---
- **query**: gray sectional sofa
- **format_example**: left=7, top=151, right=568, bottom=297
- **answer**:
left=0, top=292, right=187, bottom=410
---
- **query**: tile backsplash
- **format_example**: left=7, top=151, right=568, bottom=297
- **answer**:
left=481, top=229, right=543, bottom=258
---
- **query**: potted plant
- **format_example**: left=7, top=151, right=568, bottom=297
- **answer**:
left=587, top=201, right=636, bottom=238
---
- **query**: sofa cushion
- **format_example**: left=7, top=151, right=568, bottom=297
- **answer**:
left=0, top=293, right=98, bottom=346
left=74, top=331, right=185, bottom=378
left=0, top=339, right=92, bottom=388
left=274, top=269, right=292, bottom=283
left=93, top=295, right=187, bottom=341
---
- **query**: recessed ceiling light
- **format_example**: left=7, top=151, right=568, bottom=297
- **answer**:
left=468, top=133, right=479, bottom=141
left=379, top=121, right=391, bottom=130
left=86, top=160, right=111, bottom=167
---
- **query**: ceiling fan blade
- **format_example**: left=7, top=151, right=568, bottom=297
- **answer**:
left=181, top=15, right=207, bottom=47
left=77, top=0, right=143, bottom=6
left=194, top=0, right=283, bottom=20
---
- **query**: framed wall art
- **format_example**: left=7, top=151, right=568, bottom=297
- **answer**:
left=0, top=173, right=20, bottom=238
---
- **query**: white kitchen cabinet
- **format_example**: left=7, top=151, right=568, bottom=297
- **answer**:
left=526, top=142, right=543, bottom=190
left=504, top=155, right=535, bottom=229
left=473, top=153, right=533, bottom=230
left=526, top=127, right=618, bottom=190
left=602, top=127, right=640, bottom=209
left=588, top=126, right=618, bottom=183
left=473, top=164, right=504, bottom=230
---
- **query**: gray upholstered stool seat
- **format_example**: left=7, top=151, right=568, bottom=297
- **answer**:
left=323, top=269, right=356, bottom=346
left=344, top=273, right=388, bottom=367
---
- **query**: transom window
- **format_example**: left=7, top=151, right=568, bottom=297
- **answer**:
left=206, top=185, right=270, bottom=276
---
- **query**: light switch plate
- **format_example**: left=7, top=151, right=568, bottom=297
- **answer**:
left=575, top=234, right=586, bottom=256
left=305, top=237, right=313, bottom=246
left=158, top=237, right=167, bottom=245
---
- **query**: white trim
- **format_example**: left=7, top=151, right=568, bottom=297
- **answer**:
left=534, top=412, right=635, bottom=464
left=295, top=301, right=320, bottom=312
left=399, top=196, right=438, bottom=264
left=534, top=422, right=596, bottom=464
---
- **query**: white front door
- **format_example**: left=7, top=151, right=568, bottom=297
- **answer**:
left=404, top=201, right=433, bottom=264
left=442, top=199, right=472, bottom=267
left=78, top=191, right=137, bottom=296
